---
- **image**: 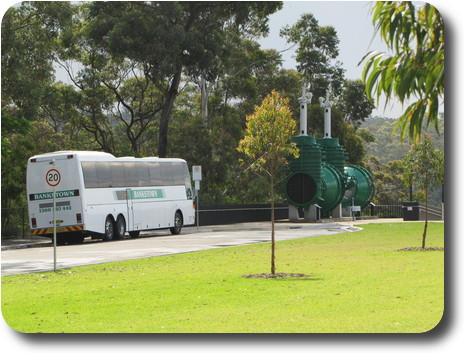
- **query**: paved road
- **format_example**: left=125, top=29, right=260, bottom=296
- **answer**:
left=1, top=222, right=365, bottom=276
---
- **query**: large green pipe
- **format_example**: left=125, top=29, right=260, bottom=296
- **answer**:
left=286, top=147, right=375, bottom=213
left=342, top=164, right=376, bottom=209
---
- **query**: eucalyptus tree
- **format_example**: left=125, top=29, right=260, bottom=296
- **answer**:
left=85, top=1, right=282, bottom=157
left=56, top=3, right=168, bottom=155
left=1, top=1, right=73, bottom=121
left=337, top=80, right=375, bottom=127
left=280, top=13, right=345, bottom=99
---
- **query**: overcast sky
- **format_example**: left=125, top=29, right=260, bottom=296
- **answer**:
left=257, top=1, right=406, bottom=118
left=259, top=1, right=385, bottom=79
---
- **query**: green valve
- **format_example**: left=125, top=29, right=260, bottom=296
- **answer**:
left=342, top=165, right=376, bottom=209
left=285, top=85, right=375, bottom=217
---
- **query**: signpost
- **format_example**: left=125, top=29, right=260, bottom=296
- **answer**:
left=46, top=164, right=61, bottom=272
left=192, top=166, right=202, bottom=230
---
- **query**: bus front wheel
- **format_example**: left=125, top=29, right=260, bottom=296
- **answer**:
left=103, top=216, right=114, bottom=241
left=170, top=211, right=183, bottom=235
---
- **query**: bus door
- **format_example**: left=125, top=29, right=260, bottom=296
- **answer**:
left=126, top=188, right=135, bottom=231
left=126, top=188, right=165, bottom=230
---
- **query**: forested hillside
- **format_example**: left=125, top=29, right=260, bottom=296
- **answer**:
left=360, top=116, right=444, bottom=206
left=360, top=116, right=444, bottom=164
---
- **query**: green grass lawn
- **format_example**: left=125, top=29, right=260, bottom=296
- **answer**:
left=1, top=222, right=444, bottom=333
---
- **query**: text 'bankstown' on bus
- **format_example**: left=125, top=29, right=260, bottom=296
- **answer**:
left=27, top=151, right=195, bottom=244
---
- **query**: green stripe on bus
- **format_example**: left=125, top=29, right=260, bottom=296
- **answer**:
left=128, top=189, right=165, bottom=200
left=30, top=190, right=78, bottom=201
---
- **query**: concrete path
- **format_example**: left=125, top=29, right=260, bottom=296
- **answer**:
left=1, top=219, right=404, bottom=276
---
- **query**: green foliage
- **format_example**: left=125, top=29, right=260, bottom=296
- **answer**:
left=280, top=13, right=344, bottom=98
left=337, top=80, right=375, bottom=126
left=85, top=1, right=282, bottom=157
left=1, top=2, right=73, bottom=121
left=1, top=111, right=32, bottom=235
left=365, top=156, right=409, bottom=204
left=238, top=91, right=299, bottom=175
left=361, top=2, right=444, bottom=141
left=1, top=113, right=32, bottom=205
left=361, top=117, right=444, bottom=206
left=361, top=116, right=444, bottom=164
left=238, top=90, right=299, bottom=274
left=2, top=223, right=444, bottom=333
left=402, top=134, right=444, bottom=248
left=402, top=134, right=444, bottom=191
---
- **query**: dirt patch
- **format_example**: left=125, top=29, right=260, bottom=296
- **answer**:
left=242, top=273, right=314, bottom=279
left=395, top=247, right=444, bottom=252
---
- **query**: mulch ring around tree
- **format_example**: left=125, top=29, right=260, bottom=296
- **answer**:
left=395, top=247, right=444, bottom=252
left=242, top=273, right=314, bottom=279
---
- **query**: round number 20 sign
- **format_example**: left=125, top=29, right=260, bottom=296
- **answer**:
left=46, top=169, right=61, bottom=187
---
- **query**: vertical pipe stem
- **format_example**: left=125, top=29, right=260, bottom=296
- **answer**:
left=298, top=85, right=312, bottom=136
left=320, top=86, right=333, bottom=138
left=324, top=106, right=331, bottom=138
left=299, top=102, right=307, bottom=135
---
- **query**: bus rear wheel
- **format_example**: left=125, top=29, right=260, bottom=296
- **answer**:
left=114, top=215, right=126, bottom=240
left=103, top=216, right=114, bottom=241
left=170, top=211, right=183, bottom=235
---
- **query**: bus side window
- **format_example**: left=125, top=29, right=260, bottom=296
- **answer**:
left=111, top=162, right=125, bottom=187
left=172, top=162, right=185, bottom=185
left=182, top=163, right=193, bottom=199
left=148, top=162, right=161, bottom=186
left=124, top=162, right=138, bottom=187
left=160, top=162, right=174, bottom=186
left=182, top=163, right=192, bottom=189
left=136, top=162, right=151, bottom=187
left=96, top=162, right=112, bottom=187
left=82, top=162, right=98, bottom=188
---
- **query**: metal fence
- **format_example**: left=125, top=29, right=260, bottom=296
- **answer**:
left=418, top=203, right=443, bottom=220
left=198, top=204, right=289, bottom=226
left=361, top=201, right=443, bottom=220
left=362, top=201, right=403, bottom=218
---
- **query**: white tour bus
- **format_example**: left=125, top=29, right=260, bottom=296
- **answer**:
left=27, top=151, right=195, bottom=244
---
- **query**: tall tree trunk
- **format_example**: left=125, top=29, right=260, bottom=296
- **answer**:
left=270, top=170, right=276, bottom=274
left=422, top=183, right=429, bottom=248
left=157, top=69, right=182, bottom=157
left=200, top=76, right=208, bottom=124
